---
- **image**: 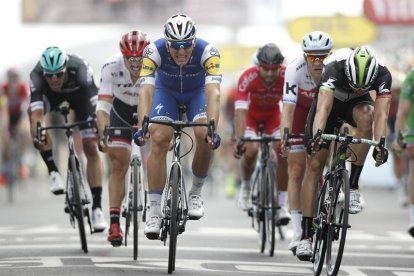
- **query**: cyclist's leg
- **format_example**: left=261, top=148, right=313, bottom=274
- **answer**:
left=287, top=150, right=306, bottom=251
left=348, top=99, right=374, bottom=214
left=186, top=88, right=213, bottom=218
left=29, top=106, right=64, bottom=194
left=405, top=143, right=414, bottom=237
left=145, top=88, right=176, bottom=237
left=106, top=144, right=130, bottom=243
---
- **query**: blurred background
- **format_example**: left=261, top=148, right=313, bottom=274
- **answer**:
left=1, top=0, right=414, bottom=189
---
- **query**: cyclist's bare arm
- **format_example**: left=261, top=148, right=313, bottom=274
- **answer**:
left=30, top=108, right=44, bottom=138
left=233, top=108, right=248, bottom=158
left=373, top=96, right=391, bottom=142
left=205, top=82, right=220, bottom=126
left=280, top=103, right=295, bottom=152
left=96, top=97, right=112, bottom=151
left=137, top=84, right=155, bottom=127
left=395, top=98, right=411, bottom=135
left=312, top=86, right=334, bottom=135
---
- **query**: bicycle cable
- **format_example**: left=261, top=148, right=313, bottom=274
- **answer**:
left=179, top=130, right=195, bottom=159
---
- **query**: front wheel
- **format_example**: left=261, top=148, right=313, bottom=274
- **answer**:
left=168, top=163, right=180, bottom=274
left=312, top=174, right=328, bottom=276
left=325, top=169, right=350, bottom=276
left=132, top=160, right=140, bottom=260
left=264, top=161, right=276, bottom=256
left=70, top=155, right=88, bottom=253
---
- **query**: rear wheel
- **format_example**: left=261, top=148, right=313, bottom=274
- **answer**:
left=168, top=163, right=180, bottom=274
left=70, top=156, right=88, bottom=253
left=326, top=169, right=350, bottom=276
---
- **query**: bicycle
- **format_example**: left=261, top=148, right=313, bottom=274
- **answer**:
left=140, top=104, right=217, bottom=274
left=306, top=127, right=385, bottom=276
left=2, top=131, right=21, bottom=203
left=103, top=119, right=147, bottom=260
left=236, top=123, right=281, bottom=257
left=36, top=101, right=94, bottom=253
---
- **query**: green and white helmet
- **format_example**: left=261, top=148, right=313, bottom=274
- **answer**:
left=40, top=46, right=68, bottom=73
left=345, top=46, right=379, bottom=90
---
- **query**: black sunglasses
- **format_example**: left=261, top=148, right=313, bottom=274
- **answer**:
left=43, top=70, right=65, bottom=79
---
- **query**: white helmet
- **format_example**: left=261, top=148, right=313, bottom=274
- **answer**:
left=301, top=31, right=333, bottom=52
left=164, top=14, right=197, bottom=41
left=345, top=46, right=379, bottom=90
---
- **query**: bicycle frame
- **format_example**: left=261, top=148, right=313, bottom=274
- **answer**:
left=312, top=128, right=382, bottom=276
left=36, top=101, right=93, bottom=253
left=142, top=106, right=216, bottom=274
left=239, top=123, right=279, bottom=256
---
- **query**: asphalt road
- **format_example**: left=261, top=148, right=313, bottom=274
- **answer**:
left=0, top=175, right=413, bottom=276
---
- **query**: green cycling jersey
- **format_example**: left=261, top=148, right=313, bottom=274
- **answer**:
left=400, top=68, right=414, bottom=142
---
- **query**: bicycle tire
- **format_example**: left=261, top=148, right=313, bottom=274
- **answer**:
left=312, top=174, right=328, bottom=276
left=258, top=167, right=266, bottom=254
left=326, top=169, right=350, bottom=276
left=70, top=155, right=88, bottom=253
left=265, top=160, right=276, bottom=256
left=132, top=160, right=139, bottom=260
left=250, top=170, right=260, bottom=232
left=168, top=163, right=180, bottom=274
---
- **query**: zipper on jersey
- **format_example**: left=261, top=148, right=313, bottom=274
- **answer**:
left=180, top=66, right=183, bottom=93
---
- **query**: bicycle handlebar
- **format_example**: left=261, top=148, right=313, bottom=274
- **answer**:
left=102, top=125, right=140, bottom=146
left=36, top=119, right=96, bottom=144
left=283, top=127, right=305, bottom=149
left=141, top=115, right=217, bottom=146
left=236, top=135, right=280, bottom=157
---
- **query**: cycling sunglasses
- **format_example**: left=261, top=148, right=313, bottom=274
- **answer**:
left=125, top=56, right=143, bottom=63
left=305, top=53, right=329, bottom=62
left=167, top=40, right=194, bottom=50
left=43, top=69, right=65, bottom=79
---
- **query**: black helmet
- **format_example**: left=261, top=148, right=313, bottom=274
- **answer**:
left=257, top=43, right=284, bottom=65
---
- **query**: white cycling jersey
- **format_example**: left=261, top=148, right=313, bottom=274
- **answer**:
left=282, top=55, right=317, bottom=110
left=98, top=53, right=141, bottom=106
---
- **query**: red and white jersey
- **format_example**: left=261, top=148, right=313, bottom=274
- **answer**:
left=283, top=56, right=317, bottom=110
left=235, top=65, right=285, bottom=114
left=98, top=54, right=141, bottom=106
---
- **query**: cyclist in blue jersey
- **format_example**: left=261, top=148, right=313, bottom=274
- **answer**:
left=134, top=14, right=221, bottom=240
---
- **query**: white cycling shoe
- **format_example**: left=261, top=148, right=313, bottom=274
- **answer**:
left=92, top=208, right=108, bottom=232
left=349, top=189, right=363, bottom=214
left=237, top=188, right=251, bottom=211
left=188, top=194, right=204, bottom=219
left=144, top=216, right=162, bottom=240
left=49, top=171, right=65, bottom=195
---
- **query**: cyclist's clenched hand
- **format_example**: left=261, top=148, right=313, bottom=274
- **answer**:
left=133, top=128, right=149, bottom=147
left=306, top=130, right=323, bottom=157
left=372, top=146, right=389, bottom=166
left=205, top=132, right=221, bottom=150
left=233, top=139, right=245, bottom=159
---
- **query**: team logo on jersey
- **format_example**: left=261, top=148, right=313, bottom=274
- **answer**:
left=141, top=58, right=157, bottom=77
left=205, top=56, right=221, bottom=75
left=285, top=82, right=297, bottom=95
left=209, top=46, right=219, bottom=56
left=155, top=103, right=164, bottom=115
left=144, top=48, right=153, bottom=57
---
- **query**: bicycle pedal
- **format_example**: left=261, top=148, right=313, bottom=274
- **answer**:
left=64, top=206, right=70, bottom=214
left=121, top=210, right=127, bottom=217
